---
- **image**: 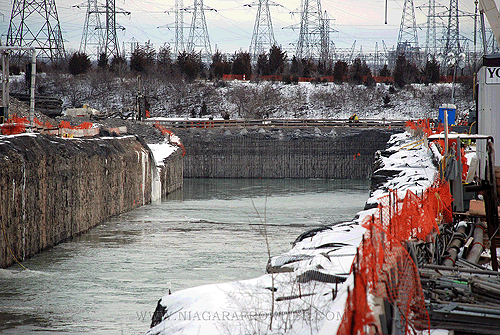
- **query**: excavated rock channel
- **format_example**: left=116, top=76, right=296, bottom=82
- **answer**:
left=0, top=132, right=179, bottom=268
left=175, top=127, right=401, bottom=179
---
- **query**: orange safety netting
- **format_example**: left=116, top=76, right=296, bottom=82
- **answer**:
left=34, top=117, right=54, bottom=129
left=338, top=226, right=430, bottom=335
left=405, top=119, right=433, bottom=137
left=77, top=122, right=93, bottom=129
left=337, top=180, right=453, bottom=335
left=154, top=121, right=186, bottom=157
left=59, top=120, right=73, bottom=129
left=434, top=122, right=445, bottom=134
left=405, top=119, right=452, bottom=137
left=1, top=115, right=29, bottom=135
left=377, top=181, right=453, bottom=241
left=407, top=119, right=469, bottom=183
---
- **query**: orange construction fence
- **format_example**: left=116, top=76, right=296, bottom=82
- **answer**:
left=337, top=180, right=453, bottom=335
left=154, top=122, right=186, bottom=157
left=0, top=115, right=29, bottom=135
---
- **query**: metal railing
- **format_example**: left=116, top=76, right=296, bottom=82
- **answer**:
left=145, top=118, right=407, bottom=129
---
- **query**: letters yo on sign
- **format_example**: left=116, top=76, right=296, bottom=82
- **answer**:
left=485, top=67, right=500, bottom=84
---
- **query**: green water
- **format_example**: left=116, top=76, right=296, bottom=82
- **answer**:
left=0, top=178, right=369, bottom=334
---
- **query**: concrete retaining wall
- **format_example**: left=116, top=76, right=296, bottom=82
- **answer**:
left=176, top=127, right=399, bottom=179
left=0, top=134, right=182, bottom=268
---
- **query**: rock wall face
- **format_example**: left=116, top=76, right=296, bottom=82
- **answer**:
left=0, top=134, right=164, bottom=268
left=176, top=127, right=399, bottom=179
left=159, top=149, right=184, bottom=196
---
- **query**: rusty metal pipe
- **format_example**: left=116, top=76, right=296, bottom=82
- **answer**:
left=443, top=224, right=467, bottom=267
left=466, top=221, right=487, bottom=264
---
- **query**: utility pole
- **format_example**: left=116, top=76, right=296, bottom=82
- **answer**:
left=187, top=0, right=214, bottom=63
left=6, top=0, right=65, bottom=64
left=80, top=0, right=104, bottom=59
left=397, top=0, right=420, bottom=64
left=248, top=0, right=277, bottom=62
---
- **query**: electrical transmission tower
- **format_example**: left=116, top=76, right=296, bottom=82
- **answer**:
left=187, top=0, right=214, bottom=62
left=442, top=0, right=461, bottom=60
left=100, top=0, right=130, bottom=60
left=158, top=0, right=187, bottom=55
left=296, top=0, right=330, bottom=62
left=104, top=0, right=119, bottom=59
left=397, top=0, right=420, bottom=64
left=6, top=0, right=65, bottom=63
left=80, top=0, right=104, bottom=59
left=249, top=0, right=277, bottom=61
left=175, top=0, right=185, bottom=54
left=424, top=0, right=437, bottom=58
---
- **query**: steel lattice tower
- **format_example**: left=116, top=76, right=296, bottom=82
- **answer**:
left=321, top=10, right=331, bottom=63
left=249, top=0, right=276, bottom=61
left=104, top=0, right=120, bottom=59
left=187, top=0, right=212, bottom=61
left=397, top=0, right=420, bottom=63
left=6, top=0, right=65, bottom=63
left=425, top=0, right=437, bottom=58
left=296, top=0, right=329, bottom=62
left=80, top=0, right=104, bottom=59
left=442, top=0, right=461, bottom=59
left=175, top=0, right=185, bottom=54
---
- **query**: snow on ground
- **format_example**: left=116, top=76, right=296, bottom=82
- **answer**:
left=18, top=71, right=471, bottom=123
left=201, top=81, right=473, bottom=121
left=148, top=140, right=178, bottom=166
left=145, top=130, right=439, bottom=335
left=368, top=132, right=439, bottom=204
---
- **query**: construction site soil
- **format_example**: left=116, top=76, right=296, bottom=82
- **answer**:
left=2, top=97, right=165, bottom=144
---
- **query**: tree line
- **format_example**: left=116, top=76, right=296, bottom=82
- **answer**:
left=4, top=42, right=466, bottom=90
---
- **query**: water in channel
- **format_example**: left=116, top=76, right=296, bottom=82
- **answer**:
left=0, top=178, right=369, bottom=334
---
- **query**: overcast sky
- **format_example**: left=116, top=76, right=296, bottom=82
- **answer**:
left=0, top=0, right=480, bottom=58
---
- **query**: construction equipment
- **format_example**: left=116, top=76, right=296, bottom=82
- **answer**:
left=479, top=0, right=500, bottom=47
